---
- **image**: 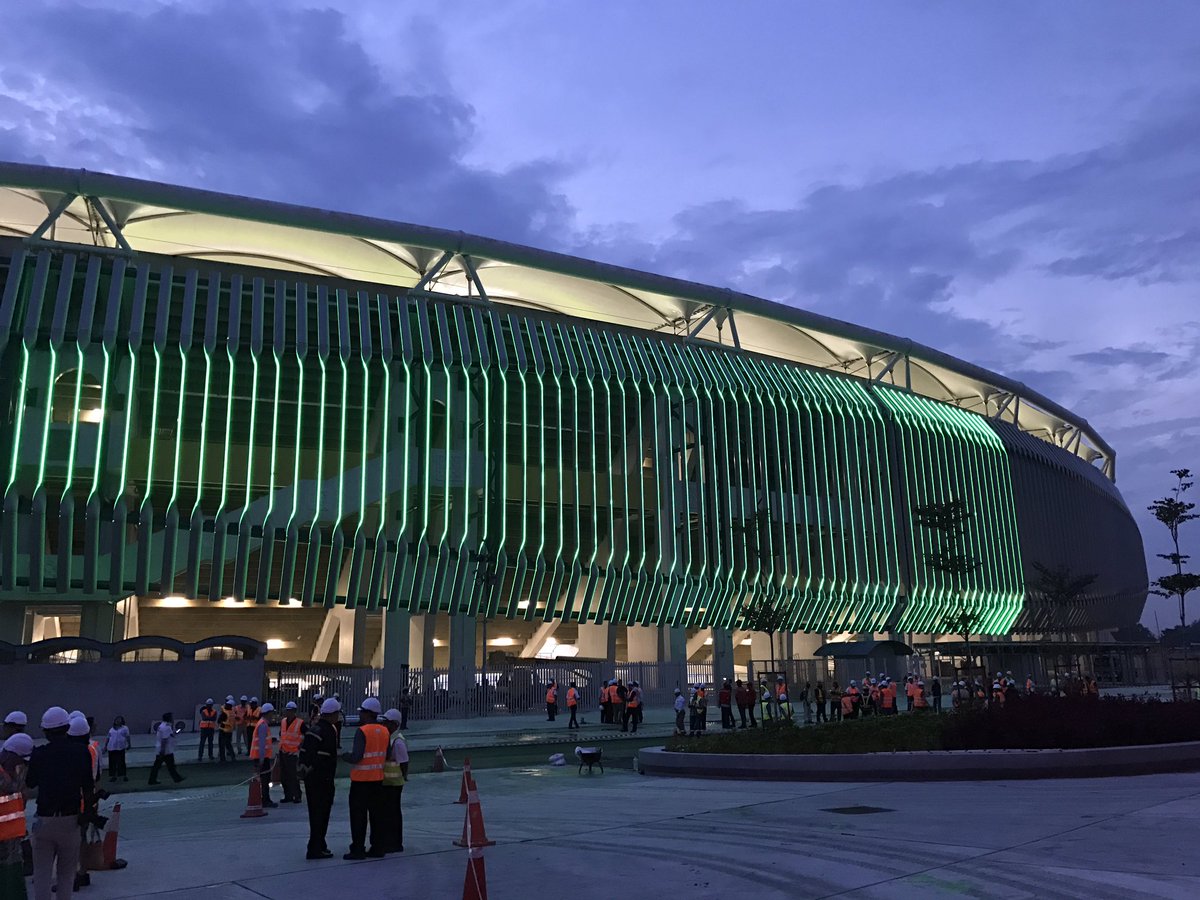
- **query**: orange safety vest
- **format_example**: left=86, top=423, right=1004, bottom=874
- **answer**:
left=250, top=719, right=273, bottom=760
left=914, top=690, right=928, bottom=709
left=279, top=717, right=304, bottom=754
left=88, top=741, right=99, bottom=780
left=601, top=685, right=611, bottom=703
left=233, top=706, right=247, bottom=727
left=775, top=682, right=787, bottom=698
left=0, top=789, right=24, bottom=841
left=219, top=707, right=234, bottom=732
left=1025, top=678, right=1034, bottom=693
left=881, top=688, right=895, bottom=709
left=546, top=686, right=557, bottom=704
left=351, top=723, right=389, bottom=782
left=200, top=707, right=217, bottom=730
left=566, top=687, right=579, bottom=707
left=247, top=707, right=261, bottom=727
left=840, top=694, right=854, bottom=715
left=627, top=689, right=641, bottom=710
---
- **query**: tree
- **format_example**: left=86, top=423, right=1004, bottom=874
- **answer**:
left=1112, top=622, right=1155, bottom=643
left=739, top=595, right=789, bottom=674
left=1148, top=469, right=1200, bottom=632
left=914, top=498, right=981, bottom=678
left=1030, top=561, right=1098, bottom=640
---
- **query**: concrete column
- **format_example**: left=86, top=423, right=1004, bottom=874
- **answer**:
left=0, top=604, right=27, bottom=644
left=448, top=614, right=477, bottom=710
left=381, top=608, right=410, bottom=701
left=663, top=626, right=688, bottom=692
left=625, top=625, right=660, bottom=663
left=711, top=627, right=735, bottom=687
left=79, top=603, right=117, bottom=642
left=576, top=623, right=614, bottom=660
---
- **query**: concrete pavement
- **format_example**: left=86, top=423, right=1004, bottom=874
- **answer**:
left=30, top=767, right=1200, bottom=898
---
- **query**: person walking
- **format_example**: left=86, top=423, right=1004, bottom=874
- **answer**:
left=148, top=713, right=185, bottom=785
left=545, top=681, right=558, bottom=722
left=249, top=702, right=277, bottom=808
left=380, top=709, right=409, bottom=853
left=814, top=682, right=827, bottom=723
left=217, top=697, right=236, bottom=763
left=197, top=699, right=218, bottom=762
left=26, top=706, right=93, bottom=900
left=673, top=689, right=686, bottom=735
left=233, top=696, right=249, bottom=756
left=599, top=681, right=612, bottom=725
left=299, top=698, right=341, bottom=860
left=566, top=682, right=580, bottom=730
left=0, top=733, right=33, bottom=899
left=342, top=698, right=388, bottom=860
left=104, top=716, right=130, bottom=783
left=278, top=702, right=307, bottom=804
left=718, top=680, right=735, bottom=730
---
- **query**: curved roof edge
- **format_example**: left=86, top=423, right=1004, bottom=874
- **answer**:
left=0, top=161, right=1116, bottom=479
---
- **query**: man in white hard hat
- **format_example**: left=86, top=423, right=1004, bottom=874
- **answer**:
left=197, top=698, right=218, bottom=762
left=0, top=732, right=34, bottom=895
left=277, top=702, right=307, bottom=804
left=26, top=707, right=94, bottom=900
left=217, top=697, right=237, bottom=764
left=249, top=702, right=277, bottom=808
left=340, top=698, right=388, bottom=859
left=299, top=698, right=341, bottom=860
left=380, top=708, right=410, bottom=853
left=2, top=710, right=26, bottom=740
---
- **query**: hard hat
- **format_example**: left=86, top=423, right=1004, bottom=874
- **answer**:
left=259, top=703, right=274, bottom=714
left=204, top=698, right=214, bottom=705
left=3, top=711, right=26, bottom=726
left=68, top=717, right=91, bottom=737
left=250, top=696, right=259, bottom=703
left=993, top=682, right=1002, bottom=689
left=776, top=675, right=784, bottom=681
left=285, top=701, right=297, bottom=710
left=383, top=708, right=403, bottom=723
left=41, top=707, right=70, bottom=730
left=850, top=680, right=857, bottom=687
left=360, top=697, right=383, bottom=714
left=2, top=733, right=34, bottom=759
left=917, top=680, right=925, bottom=686
left=674, top=688, right=681, bottom=694
left=69, top=710, right=85, bottom=721
left=320, top=698, right=342, bottom=714
left=226, top=695, right=235, bottom=704
left=240, top=695, right=248, bottom=701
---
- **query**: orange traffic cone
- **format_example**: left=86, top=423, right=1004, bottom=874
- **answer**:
left=241, top=776, right=268, bottom=818
left=462, top=845, right=488, bottom=900
left=456, top=757, right=476, bottom=803
left=101, top=802, right=127, bottom=869
left=433, top=746, right=447, bottom=773
left=453, top=787, right=496, bottom=848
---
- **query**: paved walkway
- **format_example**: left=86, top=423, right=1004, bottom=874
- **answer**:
left=30, top=768, right=1200, bottom=898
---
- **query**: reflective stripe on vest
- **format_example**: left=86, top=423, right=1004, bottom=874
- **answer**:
left=219, top=709, right=234, bottom=732
left=200, top=708, right=217, bottom=729
left=383, top=736, right=407, bottom=786
left=89, top=741, right=99, bottom=780
left=0, top=791, right=24, bottom=841
left=279, top=718, right=304, bottom=754
left=546, top=688, right=556, bottom=703
left=567, top=688, right=578, bottom=707
left=250, top=719, right=273, bottom=759
left=351, top=724, right=389, bottom=782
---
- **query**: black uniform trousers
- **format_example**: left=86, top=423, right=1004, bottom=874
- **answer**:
left=305, top=776, right=336, bottom=854
left=348, top=780, right=385, bottom=854
left=218, top=730, right=234, bottom=763
left=379, top=784, right=404, bottom=852
left=198, top=728, right=215, bottom=759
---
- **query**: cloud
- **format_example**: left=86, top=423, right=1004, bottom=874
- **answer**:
left=1070, top=347, right=1173, bottom=368
left=0, top=0, right=576, bottom=245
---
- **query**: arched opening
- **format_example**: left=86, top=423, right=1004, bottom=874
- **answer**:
left=52, top=369, right=103, bottom=424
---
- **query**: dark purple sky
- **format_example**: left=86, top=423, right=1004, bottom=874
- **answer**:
left=2, top=1, right=1197, bottom=630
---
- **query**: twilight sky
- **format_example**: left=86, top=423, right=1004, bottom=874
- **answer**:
left=2, top=1, right=1198, bottom=629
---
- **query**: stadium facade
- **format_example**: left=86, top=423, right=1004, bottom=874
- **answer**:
left=0, top=163, right=1146, bottom=673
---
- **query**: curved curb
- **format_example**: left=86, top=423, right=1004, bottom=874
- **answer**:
left=637, top=740, right=1200, bottom=781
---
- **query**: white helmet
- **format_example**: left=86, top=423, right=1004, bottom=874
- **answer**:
left=259, top=703, right=275, bottom=714
left=360, top=697, right=383, bottom=715
left=320, top=698, right=342, bottom=714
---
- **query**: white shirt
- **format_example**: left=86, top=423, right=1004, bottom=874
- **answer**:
left=673, top=695, right=686, bottom=712
left=155, top=721, right=176, bottom=755
left=106, top=726, right=130, bottom=751
left=391, top=734, right=409, bottom=765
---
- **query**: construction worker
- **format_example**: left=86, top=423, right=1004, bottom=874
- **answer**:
left=777, top=681, right=793, bottom=721
left=299, top=698, right=341, bottom=860
left=149, top=712, right=185, bottom=785
left=734, top=679, right=754, bottom=728
left=673, top=688, right=686, bottom=735
left=914, top=681, right=929, bottom=710
left=843, top=680, right=861, bottom=720
left=600, top=681, right=613, bottom=724
left=245, top=697, right=262, bottom=756
left=612, top=679, right=627, bottom=727
left=342, top=698, right=388, bottom=860
left=197, top=699, right=218, bottom=762
left=2, top=711, right=25, bottom=740
left=217, top=697, right=236, bottom=763
left=249, top=702, right=277, bottom=808
left=829, top=681, right=842, bottom=722
left=545, top=680, right=558, bottom=722
left=67, top=714, right=99, bottom=892
left=813, top=682, right=827, bottom=723
left=758, top=679, right=774, bottom=723
left=695, top=683, right=708, bottom=732
left=278, top=702, right=307, bottom=804
left=931, top=677, right=943, bottom=713
left=234, top=695, right=249, bottom=756
left=566, top=682, right=580, bottom=730
left=880, top=679, right=896, bottom=716
left=0, top=732, right=33, bottom=897
left=1025, top=674, right=1035, bottom=696
left=624, top=681, right=643, bottom=733
left=718, top=680, right=735, bottom=729
left=904, top=675, right=916, bottom=712
left=381, top=708, right=409, bottom=853
left=26, top=706, right=94, bottom=900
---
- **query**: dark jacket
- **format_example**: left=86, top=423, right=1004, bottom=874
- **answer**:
left=299, top=719, right=340, bottom=781
left=26, top=734, right=94, bottom=816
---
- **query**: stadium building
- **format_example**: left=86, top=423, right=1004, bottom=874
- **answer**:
left=0, top=163, right=1146, bottom=683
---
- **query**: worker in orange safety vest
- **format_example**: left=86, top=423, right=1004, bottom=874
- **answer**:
left=250, top=702, right=277, bottom=809
left=341, top=697, right=389, bottom=860
left=198, top=698, right=218, bottom=762
left=278, top=701, right=307, bottom=804
left=546, top=680, right=558, bottom=722
left=0, top=732, right=33, bottom=894
left=566, top=682, right=580, bottom=730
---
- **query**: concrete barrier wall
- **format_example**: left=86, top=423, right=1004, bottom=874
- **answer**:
left=638, top=741, right=1200, bottom=781
left=3, top=657, right=265, bottom=735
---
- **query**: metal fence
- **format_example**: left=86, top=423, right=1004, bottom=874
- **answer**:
left=265, top=660, right=717, bottom=719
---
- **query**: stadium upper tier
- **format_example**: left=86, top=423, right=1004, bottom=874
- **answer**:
left=0, top=163, right=1114, bottom=477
